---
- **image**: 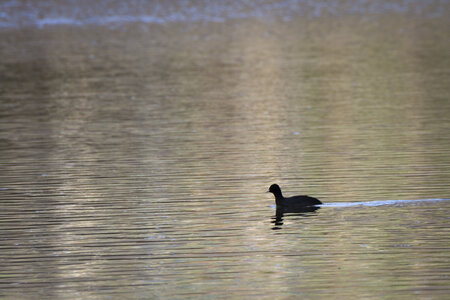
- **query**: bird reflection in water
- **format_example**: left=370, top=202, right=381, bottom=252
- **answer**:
left=271, top=206, right=320, bottom=230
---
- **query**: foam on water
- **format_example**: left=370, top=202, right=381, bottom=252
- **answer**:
left=270, top=198, right=450, bottom=210
left=321, top=198, right=450, bottom=208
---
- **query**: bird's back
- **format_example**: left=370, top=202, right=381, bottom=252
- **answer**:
left=282, top=195, right=322, bottom=208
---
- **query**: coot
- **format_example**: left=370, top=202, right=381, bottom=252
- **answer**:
left=268, top=184, right=322, bottom=208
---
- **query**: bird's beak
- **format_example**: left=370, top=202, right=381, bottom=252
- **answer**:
left=266, top=190, right=270, bottom=193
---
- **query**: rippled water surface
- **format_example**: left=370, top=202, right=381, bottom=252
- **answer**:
left=1, top=1, right=450, bottom=299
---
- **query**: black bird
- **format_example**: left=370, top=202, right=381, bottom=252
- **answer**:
left=268, top=184, right=322, bottom=209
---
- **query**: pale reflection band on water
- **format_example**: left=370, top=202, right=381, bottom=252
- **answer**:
left=0, top=0, right=445, bottom=29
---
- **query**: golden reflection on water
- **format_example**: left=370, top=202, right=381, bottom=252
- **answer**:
left=0, top=12, right=449, bottom=300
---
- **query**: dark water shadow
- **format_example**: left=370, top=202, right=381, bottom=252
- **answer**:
left=271, top=206, right=320, bottom=230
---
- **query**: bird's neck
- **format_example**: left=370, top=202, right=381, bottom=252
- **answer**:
left=274, top=192, right=284, bottom=205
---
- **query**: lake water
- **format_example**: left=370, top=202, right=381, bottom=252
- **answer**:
left=1, top=1, right=449, bottom=299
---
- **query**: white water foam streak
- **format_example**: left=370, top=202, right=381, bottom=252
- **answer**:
left=321, top=198, right=450, bottom=208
